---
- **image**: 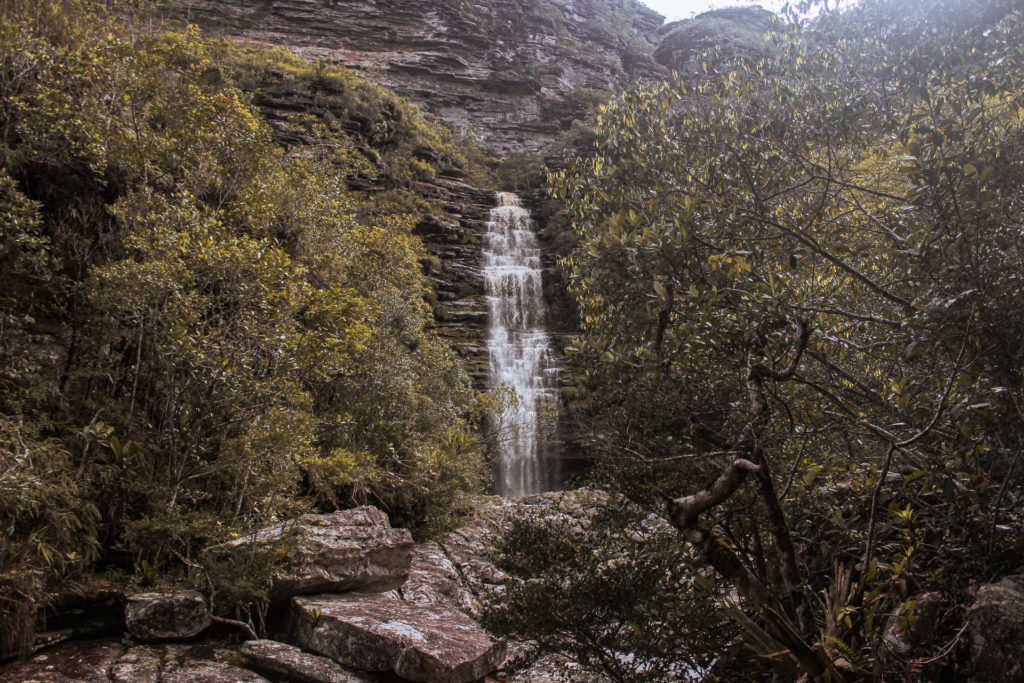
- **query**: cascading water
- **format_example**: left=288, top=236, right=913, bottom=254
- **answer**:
left=484, top=192, right=558, bottom=497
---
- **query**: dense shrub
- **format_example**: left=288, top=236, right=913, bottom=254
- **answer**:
left=0, top=0, right=488, bottom=650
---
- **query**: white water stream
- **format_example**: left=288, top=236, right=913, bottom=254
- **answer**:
left=484, top=192, right=557, bottom=497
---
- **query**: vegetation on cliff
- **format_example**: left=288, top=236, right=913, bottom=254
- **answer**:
left=0, top=0, right=492, bottom=655
left=489, top=0, right=1024, bottom=679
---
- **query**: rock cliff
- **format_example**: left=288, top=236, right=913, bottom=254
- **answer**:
left=173, top=0, right=666, bottom=152
left=170, top=0, right=783, bottom=458
left=655, top=6, right=777, bottom=76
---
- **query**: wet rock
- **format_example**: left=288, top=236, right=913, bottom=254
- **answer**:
left=289, top=593, right=506, bottom=683
left=240, top=640, right=373, bottom=683
left=217, top=506, right=414, bottom=600
left=125, top=591, right=210, bottom=641
left=967, top=575, right=1024, bottom=681
left=0, top=641, right=123, bottom=682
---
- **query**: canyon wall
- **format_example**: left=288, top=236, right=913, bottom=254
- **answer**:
left=171, top=0, right=779, bottom=455
left=175, top=0, right=667, bottom=152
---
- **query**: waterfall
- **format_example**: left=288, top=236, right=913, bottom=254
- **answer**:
left=484, top=192, right=558, bottom=497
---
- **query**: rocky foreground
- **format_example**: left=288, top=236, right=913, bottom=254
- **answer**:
left=4, top=489, right=1023, bottom=682
left=0, top=492, right=605, bottom=683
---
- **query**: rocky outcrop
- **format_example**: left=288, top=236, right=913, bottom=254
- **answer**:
left=289, top=593, right=507, bottom=683
left=175, top=0, right=666, bottom=153
left=399, top=542, right=477, bottom=615
left=240, top=640, right=374, bottom=683
left=654, top=6, right=777, bottom=76
left=415, top=178, right=498, bottom=385
left=216, top=506, right=414, bottom=599
left=1, top=495, right=610, bottom=683
left=968, top=575, right=1024, bottom=681
left=125, top=592, right=211, bottom=642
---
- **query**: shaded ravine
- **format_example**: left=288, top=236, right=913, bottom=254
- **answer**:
left=484, top=193, right=558, bottom=497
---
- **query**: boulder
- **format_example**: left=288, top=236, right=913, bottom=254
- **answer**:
left=967, top=575, right=1024, bottom=681
left=0, top=641, right=124, bottom=682
left=216, top=506, right=413, bottom=600
left=239, top=640, right=373, bottom=683
left=125, top=591, right=210, bottom=641
left=289, top=593, right=506, bottom=683
left=881, top=591, right=945, bottom=664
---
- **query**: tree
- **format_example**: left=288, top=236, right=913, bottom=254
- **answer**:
left=0, top=0, right=490, bottom=649
left=494, top=0, right=1024, bottom=678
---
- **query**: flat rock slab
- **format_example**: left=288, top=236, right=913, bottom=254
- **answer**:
left=161, top=661, right=269, bottom=683
left=125, top=591, right=211, bottom=641
left=401, top=542, right=476, bottom=615
left=218, top=506, right=413, bottom=599
left=290, top=593, right=506, bottom=683
left=0, top=641, right=124, bottom=682
left=0, top=641, right=269, bottom=683
left=240, top=640, right=374, bottom=683
left=110, top=643, right=260, bottom=682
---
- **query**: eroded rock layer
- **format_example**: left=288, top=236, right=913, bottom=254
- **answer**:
left=174, top=0, right=666, bottom=152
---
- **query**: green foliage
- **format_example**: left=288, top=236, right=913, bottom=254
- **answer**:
left=0, top=0, right=488, bottom=651
left=517, top=0, right=1024, bottom=678
left=0, top=418, right=100, bottom=658
left=484, top=496, right=731, bottom=681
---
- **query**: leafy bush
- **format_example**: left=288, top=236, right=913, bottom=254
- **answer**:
left=485, top=497, right=731, bottom=681
left=0, top=0, right=488, bottom=650
left=503, top=0, right=1024, bottom=678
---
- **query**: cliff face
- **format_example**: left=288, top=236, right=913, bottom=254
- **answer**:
left=176, top=0, right=666, bottom=152
left=174, top=0, right=779, bottom=460
left=655, top=6, right=778, bottom=75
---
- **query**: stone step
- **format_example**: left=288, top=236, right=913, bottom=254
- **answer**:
left=289, top=593, right=506, bottom=683
left=240, top=640, right=373, bottom=683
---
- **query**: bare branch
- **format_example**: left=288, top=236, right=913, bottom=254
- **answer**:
left=668, top=458, right=761, bottom=530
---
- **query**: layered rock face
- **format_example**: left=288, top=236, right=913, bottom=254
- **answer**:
left=654, top=6, right=777, bottom=76
left=413, top=179, right=497, bottom=385
left=174, top=0, right=665, bottom=152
